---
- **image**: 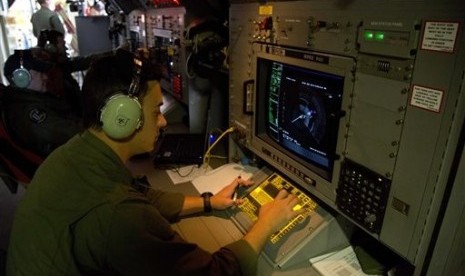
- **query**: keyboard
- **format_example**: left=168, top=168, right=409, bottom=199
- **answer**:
left=153, top=133, right=206, bottom=165
left=238, top=173, right=317, bottom=244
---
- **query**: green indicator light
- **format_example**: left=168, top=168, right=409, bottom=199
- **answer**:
left=364, top=31, right=374, bottom=40
left=375, top=32, right=385, bottom=41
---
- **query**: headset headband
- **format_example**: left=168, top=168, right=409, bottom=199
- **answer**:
left=128, top=57, right=143, bottom=96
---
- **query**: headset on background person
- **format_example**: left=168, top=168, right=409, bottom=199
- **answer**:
left=37, top=30, right=57, bottom=53
left=11, top=51, right=32, bottom=88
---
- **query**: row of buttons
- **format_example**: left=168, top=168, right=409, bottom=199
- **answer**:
left=337, top=159, right=391, bottom=234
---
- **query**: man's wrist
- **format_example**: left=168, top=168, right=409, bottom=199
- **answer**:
left=200, top=192, right=213, bottom=212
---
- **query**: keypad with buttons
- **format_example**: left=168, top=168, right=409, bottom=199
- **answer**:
left=336, top=159, right=391, bottom=234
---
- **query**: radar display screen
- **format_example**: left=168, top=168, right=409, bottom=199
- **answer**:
left=255, top=57, right=344, bottom=179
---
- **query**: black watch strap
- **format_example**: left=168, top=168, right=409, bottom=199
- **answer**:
left=201, top=192, right=213, bottom=213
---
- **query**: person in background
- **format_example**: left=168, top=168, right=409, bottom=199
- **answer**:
left=86, top=0, right=106, bottom=16
left=37, top=29, right=92, bottom=115
left=6, top=49, right=303, bottom=275
left=36, top=29, right=118, bottom=115
left=2, top=49, right=82, bottom=157
left=31, top=0, right=65, bottom=38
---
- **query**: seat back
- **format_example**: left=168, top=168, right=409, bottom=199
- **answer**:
left=0, top=84, right=43, bottom=185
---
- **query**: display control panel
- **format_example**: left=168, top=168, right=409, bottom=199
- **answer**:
left=337, top=159, right=391, bottom=234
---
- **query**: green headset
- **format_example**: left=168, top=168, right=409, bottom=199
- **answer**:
left=12, top=51, right=32, bottom=88
left=99, top=57, right=144, bottom=140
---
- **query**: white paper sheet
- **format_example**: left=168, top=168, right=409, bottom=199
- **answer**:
left=309, top=246, right=381, bottom=276
left=191, top=163, right=258, bottom=194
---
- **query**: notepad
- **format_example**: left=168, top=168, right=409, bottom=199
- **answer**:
left=191, top=163, right=258, bottom=194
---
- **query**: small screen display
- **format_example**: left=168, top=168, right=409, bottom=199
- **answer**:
left=255, top=57, right=344, bottom=179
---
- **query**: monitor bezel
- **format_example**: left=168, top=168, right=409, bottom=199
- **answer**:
left=249, top=48, right=354, bottom=196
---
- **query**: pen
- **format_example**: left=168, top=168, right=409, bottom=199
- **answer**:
left=232, top=190, right=238, bottom=202
left=232, top=175, right=241, bottom=202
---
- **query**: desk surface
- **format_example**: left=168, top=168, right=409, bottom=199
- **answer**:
left=129, top=157, right=201, bottom=195
left=128, top=156, right=321, bottom=276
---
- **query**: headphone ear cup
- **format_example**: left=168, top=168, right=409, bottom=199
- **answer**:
left=100, top=94, right=142, bottom=139
left=11, top=67, right=31, bottom=88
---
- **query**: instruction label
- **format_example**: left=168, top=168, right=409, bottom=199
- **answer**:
left=421, top=21, right=459, bottom=53
left=410, top=85, right=444, bottom=113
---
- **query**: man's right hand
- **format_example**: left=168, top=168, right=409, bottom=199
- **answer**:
left=242, top=189, right=304, bottom=253
left=257, top=189, right=303, bottom=232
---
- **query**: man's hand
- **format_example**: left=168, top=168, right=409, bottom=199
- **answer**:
left=242, top=190, right=305, bottom=253
left=210, top=176, right=253, bottom=210
left=257, top=190, right=304, bottom=231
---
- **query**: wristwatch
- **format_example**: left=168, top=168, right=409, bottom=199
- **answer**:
left=200, top=192, right=213, bottom=213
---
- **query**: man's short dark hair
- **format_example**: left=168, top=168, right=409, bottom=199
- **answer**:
left=81, top=49, right=163, bottom=130
left=37, top=29, right=64, bottom=48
